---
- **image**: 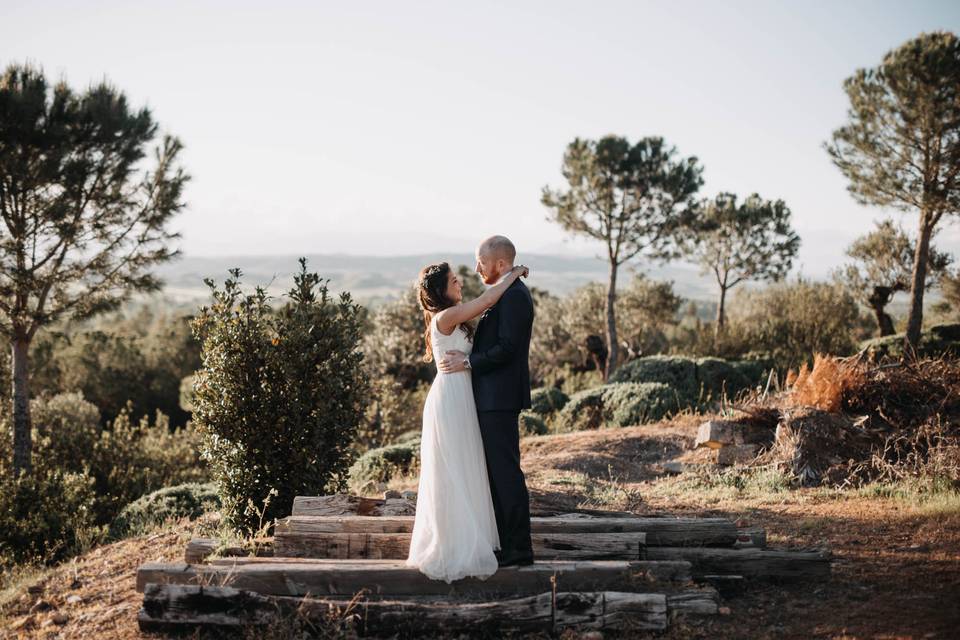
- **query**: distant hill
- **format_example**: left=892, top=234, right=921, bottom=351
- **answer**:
left=153, top=253, right=719, bottom=306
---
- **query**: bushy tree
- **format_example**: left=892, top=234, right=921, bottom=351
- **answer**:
left=542, top=136, right=703, bottom=379
left=835, top=219, right=952, bottom=336
left=826, top=31, right=960, bottom=348
left=0, top=63, right=187, bottom=475
left=680, top=192, right=800, bottom=332
left=190, top=260, right=370, bottom=535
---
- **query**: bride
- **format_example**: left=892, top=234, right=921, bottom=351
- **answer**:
left=404, top=261, right=529, bottom=583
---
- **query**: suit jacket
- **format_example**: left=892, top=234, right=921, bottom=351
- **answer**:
left=469, top=278, right=534, bottom=412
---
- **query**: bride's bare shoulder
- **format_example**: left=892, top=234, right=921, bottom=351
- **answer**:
left=433, top=310, right=457, bottom=336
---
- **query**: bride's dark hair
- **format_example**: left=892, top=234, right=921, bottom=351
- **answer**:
left=417, top=262, right=474, bottom=363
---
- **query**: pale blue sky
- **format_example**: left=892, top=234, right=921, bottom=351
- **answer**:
left=2, top=0, right=959, bottom=277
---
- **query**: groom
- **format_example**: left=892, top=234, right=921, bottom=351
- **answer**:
left=438, top=235, right=535, bottom=567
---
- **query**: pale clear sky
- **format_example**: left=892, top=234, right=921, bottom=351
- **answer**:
left=2, top=0, right=959, bottom=277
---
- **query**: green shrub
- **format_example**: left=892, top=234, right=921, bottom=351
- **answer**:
left=860, top=323, right=960, bottom=360
left=0, top=467, right=97, bottom=566
left=359, top=379, right=430, bottom=450
left=529, top=387, right=569, bottom=417
left=519, top=411, right=548, bottom=437
left=556, top=382, right=688, bottom=431
left=694, top=357, right=753, bottom=401
left=602, top=382, right=680, bottom=427
left=30, top=393, right=206, bottom=524
left=110, top=482, right=220, bottom=538
left=349, top=439, right=420, bottom=485
left=609, top=355, right=699, bottom=403
left=191, top=260, right=371, bottom=535
left=555, top=387, right=606, bottom=432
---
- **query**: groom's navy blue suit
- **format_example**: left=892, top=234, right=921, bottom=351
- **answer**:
left=469, top=277, right=534, bottom=563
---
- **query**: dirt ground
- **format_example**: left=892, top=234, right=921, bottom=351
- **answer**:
left=3, top=415, right=959, bottom=639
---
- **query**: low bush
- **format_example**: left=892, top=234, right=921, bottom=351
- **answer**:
left=860, top=323, right=960, bottom=360
left=529, top=387, right=569, bottom=417
left=609, top=355, right=700, bottom=403
left=0, top=467, right=97, bottom=566
left=555, top=387, right=606, bottom=432
left=603, top=382, right=681, bottom=427
left=30, top=392, right=206, bottom=524
left=109, top=482, right=220, bottom=538
left=519, top=411, right=548, bottom=437
left=349, top=438, right=421, bottom=486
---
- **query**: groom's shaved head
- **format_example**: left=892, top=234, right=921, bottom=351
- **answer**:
left=478, top=235, right=516, bottom=263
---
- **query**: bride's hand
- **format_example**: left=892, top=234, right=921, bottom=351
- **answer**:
left=513, top=264, right=529, bottom=278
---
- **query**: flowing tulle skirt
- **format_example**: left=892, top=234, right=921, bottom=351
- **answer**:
left=404, top=370, right=501, bottom=583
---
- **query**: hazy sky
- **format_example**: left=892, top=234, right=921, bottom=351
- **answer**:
left=3, top=1, right=960, bottom=277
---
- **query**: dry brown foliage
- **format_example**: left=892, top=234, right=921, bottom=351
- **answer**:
left=787, top=353, right=867, bottom=412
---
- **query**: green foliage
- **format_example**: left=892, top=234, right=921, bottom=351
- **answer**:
left=726, top=277, right=863, bottom=369
left=530, top=276, right=682, bottom=383
left=519, top=411, right=548, bottom=437
left=359, top=379, right=430, bottom=451
left=110, top=482, right=220, bottom=538
left=25, top=307, right=202, bottom=427
left=609, top=355, right=700, bottom=404
left=191, top=260, right=370, bottom=535
left=679, top=192, right=800, bottom=328
left=694, top=357, right=754, bottom=401
left=834, top=219, right=952, bottom=336
left=860, top=323, right=960, bottom=360
left=556, top=387, right=606, bottom=431
left=30, top=393, right=206, bottom=524
left=529, top=387, right=569, bottom=417
left=602, top=382, right=679, bottom=427
left=362, top=287, right=433, bottom=389
left=349, top=438, right=420, bottom=486
left=541, top=135, right=703, bottom=378
left=555, top=382, right=683, bottom=432
left=0, top=466, right=97, bottom=566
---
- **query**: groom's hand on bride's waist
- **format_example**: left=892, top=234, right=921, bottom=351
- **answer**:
left=438, top=350, right=469, bottom=373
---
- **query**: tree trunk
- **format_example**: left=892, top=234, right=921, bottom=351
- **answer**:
left=905, top=213, right=933, bottom=349
left=11, top=336, right=32, bottom=476
left=715, top=285, right=728, bottom=334
left=604, top=262, right=619, bottom=381
left=870, top=301, right=896, bottom=337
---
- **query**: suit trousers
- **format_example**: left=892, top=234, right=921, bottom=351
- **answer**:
left=477, top=410, right=533, bottom=558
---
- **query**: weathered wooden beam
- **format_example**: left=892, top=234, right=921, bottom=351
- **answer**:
left=137, top=584, right=683, bottom=633
left=277, top=515, right=738, bottom=546
left=136, top=559, right=692, bottom=596
left=642, top=547, right=831, bottom=580
left=273, top=532, right=647, bottom=560
left=184, top=538, right=273, bottom=564
left=292, top=494, right=415, bottom=517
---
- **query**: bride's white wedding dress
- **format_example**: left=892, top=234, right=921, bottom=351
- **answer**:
left=404, top=316, right=501, bottom=583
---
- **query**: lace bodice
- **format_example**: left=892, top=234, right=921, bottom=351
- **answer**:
left=431, top=315, right=473, bottom=366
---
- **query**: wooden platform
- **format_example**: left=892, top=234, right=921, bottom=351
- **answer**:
left=137, top=558, right=693, bottom=597
left=276, top=514, right=740, bottom=546
left=138, top=494, right=833, bottom=634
